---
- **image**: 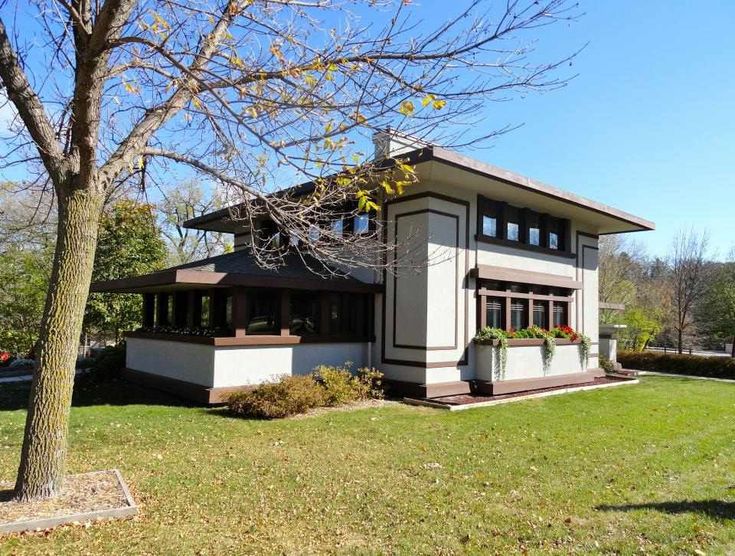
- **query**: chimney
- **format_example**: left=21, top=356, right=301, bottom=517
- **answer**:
left=372, top=128, right=430, bottom=160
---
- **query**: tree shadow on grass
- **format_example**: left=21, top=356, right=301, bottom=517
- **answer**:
left=597, top=500, right=735, bottom=520
left=0, top=378, right=198, bottom=412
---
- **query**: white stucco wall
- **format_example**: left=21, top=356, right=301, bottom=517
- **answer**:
left=127, top=337, right=215, bottom=386
left=126, top=337, right=369, bottom=389
left=475, top=343, right=587, bottom=382
left=212, top=342, right=369, bottom=387
left=379, top=173, right=601, bottom=387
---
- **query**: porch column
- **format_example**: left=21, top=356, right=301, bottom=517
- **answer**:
left=232, top=288, right=248, bottom=337
left=156, top=292, right=169, bottom=326
left=142, top=293, right=155, bottom=327
left=280, top=290, right=291, bottom=336
left=174, top=291, right=188, bottom=327
left=320, top=292, right=330, bottom=336
left=188, top=291, right=202, bottom=328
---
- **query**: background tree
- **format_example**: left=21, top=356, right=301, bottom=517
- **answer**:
left=0, top=183, right=55, bottom=356
left=158, top=180, right=231, bottom=265
left=698, top=262, right=735, bottom=357
left=85, top=200, right=167, bottom=343
left=0, top=0, right=579, bottom=500
left=669, top=228, right=710, bottom=353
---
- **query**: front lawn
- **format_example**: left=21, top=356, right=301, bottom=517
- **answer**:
left=1, top=377, right=734, bottom=554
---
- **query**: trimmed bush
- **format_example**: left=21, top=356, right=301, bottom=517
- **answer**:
left=228, top=375, right=326, bottom=419
left=599, top=355, right=615, bottom=374
left=618, top=350, right=735, bottom=380
left=313, top=364, right=384, bottom=406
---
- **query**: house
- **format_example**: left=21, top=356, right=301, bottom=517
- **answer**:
left=92, top=133, right=654, bottom=403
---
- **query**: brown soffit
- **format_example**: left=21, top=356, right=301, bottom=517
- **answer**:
left=91, top=269, right=383, bottom=294
left=474, top=265, right=583, bottom=290
left=184, top=145, right=655, bottom=235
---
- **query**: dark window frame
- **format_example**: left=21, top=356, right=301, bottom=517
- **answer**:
left=477, top=280, right=572, bottom=333
left=476, top=194, right=573, bottom=257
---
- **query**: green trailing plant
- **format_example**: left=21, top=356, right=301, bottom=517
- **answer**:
left=578, top=334, right=592, bottom=368
left=473, top=327, right=508, bottom=380
left=541, top=334, right=556, bottom=373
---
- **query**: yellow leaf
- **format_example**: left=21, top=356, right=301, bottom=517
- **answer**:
left=123, top=81, right=138, bottom=94
left=421, top=94, right=435, bottom=107
left=432, top=99, right=447, bottom=110
left=398, top=100, right=414, bottom=116
left=192, top=97, right=202, bottom=109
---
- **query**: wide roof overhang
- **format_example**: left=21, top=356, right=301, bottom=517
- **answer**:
left=91, top=252, right=382, bottom=294
left=184, top=146, right=655, bottom=236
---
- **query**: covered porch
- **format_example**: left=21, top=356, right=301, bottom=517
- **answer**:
left=92, top=252, right=381, bottom=402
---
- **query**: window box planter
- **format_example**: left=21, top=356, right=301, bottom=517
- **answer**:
left=475, top=339, right=587, bottom=383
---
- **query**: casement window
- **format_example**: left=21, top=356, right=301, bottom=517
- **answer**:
left=485, top=297, right=504, bottom=328
left=353, top=213, right=370, bottom=234
left=533, top=302, right=547, bottom=328
left=505, top=206, right=520, bottom=241
left=526, top=211, right=541, bottom=246
left=510, top=300, right=527, bottom=329
left=327, top=293, right=369, bottom=337
left=246, top=290, right=280, bottom=334
left=331, top=218, right=344, bottom=238
left=477, top=194, right=571, bottom=255
left=290, top=293, right=321, bottom=335
left=552, top=302, right=567, bottom=328
left=477, top=280, right=572, bottom=332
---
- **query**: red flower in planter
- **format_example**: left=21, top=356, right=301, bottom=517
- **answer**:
left=557, top=325, right=579, bottom=342
left=0, top=351, right=11, bottom=363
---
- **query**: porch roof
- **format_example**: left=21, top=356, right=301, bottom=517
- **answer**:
left=90, top=251, right=382, bottom=294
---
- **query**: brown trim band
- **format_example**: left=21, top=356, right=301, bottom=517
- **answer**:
left=475, top=265, right=582, bottom=290
left=92, top=268, right=383, bottom=294
left=122, top=368, right=250, bottom=404
left=475, top=233, right=576, bottom=259
left=384, top=378, right=472, bottom=398
left=126, top=331, right=372, bottom=346
left=473, top=369, right=604, bottom=396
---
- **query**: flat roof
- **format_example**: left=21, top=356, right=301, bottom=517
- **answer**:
left=91, top=251, right=382, bottom=294
left=184, top=146, right=655, bottom=235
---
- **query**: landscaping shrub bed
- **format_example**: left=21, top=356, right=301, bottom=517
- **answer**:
left=228, top=364, right=384, bottom=419
left=618, top=350, right=735, bottom=379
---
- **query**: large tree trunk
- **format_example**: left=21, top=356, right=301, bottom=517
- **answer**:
left=14, top=186, right=104, bottom=501
left=731, top=335, right=735, bottom=358
left=677, top=327, right=683, bottom=354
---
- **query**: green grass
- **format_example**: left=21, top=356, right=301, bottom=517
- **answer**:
left=1, top=376, right=734, bottom=554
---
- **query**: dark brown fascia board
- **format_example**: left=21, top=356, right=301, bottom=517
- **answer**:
left=91, top=269, right=383, bottom=294
left=474, top=264, right=582, bottom=290
left=185, top=145, right=655, bottom=234
left=424, top=147, right=656, bottom=233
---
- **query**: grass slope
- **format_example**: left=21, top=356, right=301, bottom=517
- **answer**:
left=0, top=376, right=734, bottom=554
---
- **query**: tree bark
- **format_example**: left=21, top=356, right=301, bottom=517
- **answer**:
left=731, top=335, right=735, bottom=358
left=14, top=186, right=104, bottom=501
left=677, top=328, right=683, bottom=354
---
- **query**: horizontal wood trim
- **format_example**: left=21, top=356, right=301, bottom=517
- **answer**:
left=475, top=265, right=582, bottom=290
left=126, top=331, right=371, bottom=346
left=477, top=289, right=573, bottom=302
left=92, top=269, right=382, bottom=294
left=122, top=368, right=252, bottom=404
left=476, top=338, right=580, bottom=347
left=384, top=379, right=471, bottom=399
left=473, top=370, right=602, bottom=396
left=476, top=234, right=576, bottom=259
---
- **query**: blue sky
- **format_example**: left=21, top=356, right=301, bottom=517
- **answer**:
left=426, top=0, right=735, bottom=259
left=2, top=1, right=733, bottom=258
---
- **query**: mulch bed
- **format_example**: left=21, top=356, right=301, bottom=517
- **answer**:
left=0, top=470, right=136, bottom=535
left=424, top=376, right=636, bottom=407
